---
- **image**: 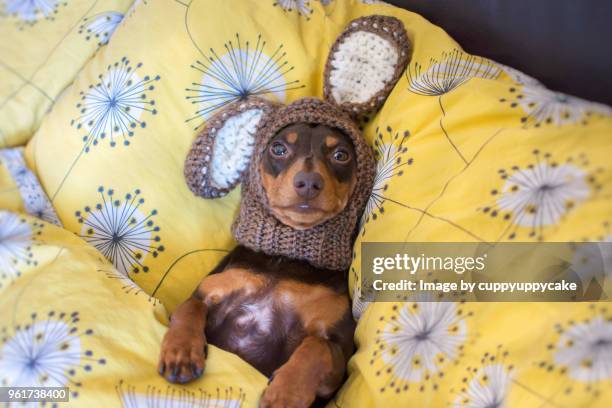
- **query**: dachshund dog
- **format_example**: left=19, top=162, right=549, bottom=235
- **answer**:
left=160, top=14, right=410, bottom=408
left=159, top=123, right=357, bottom=408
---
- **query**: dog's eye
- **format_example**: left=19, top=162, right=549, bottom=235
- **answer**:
left=332, top=149, right=350, bottom=163
left=270, top=142, right=288, bottom=157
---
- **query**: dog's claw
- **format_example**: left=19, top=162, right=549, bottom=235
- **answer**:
left=158, top=329, right=207, bottom=384
left=192, top=363, right=204, bottom=378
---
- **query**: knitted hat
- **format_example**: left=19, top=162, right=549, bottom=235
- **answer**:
left=231, top=98, right=375, bottom=270
left=184, top=15, right=411, bottom=270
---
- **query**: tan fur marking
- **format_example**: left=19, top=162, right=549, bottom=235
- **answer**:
left=325, top=135, right=339, bottom=148
left=196, top=268, right=268, bottom=306
left=274, top=280, right=349, bottom=337
left=286, top=132, right=298, bottom=144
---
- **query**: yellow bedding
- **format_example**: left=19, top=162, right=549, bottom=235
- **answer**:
left=0, top=209, right=267, bottom=406
left=1, top=0, right=611, bottom=407
left=0, top=0, right=135, bottom=147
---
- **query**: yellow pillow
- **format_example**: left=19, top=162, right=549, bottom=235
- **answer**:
left=0, top=0, right=134, bottom=147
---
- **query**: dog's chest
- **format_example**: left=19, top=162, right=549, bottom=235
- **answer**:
left=204, top=272, right=347, bottom=377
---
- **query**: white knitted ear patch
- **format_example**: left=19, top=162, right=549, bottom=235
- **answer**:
left=329, top=31, right=398, bottom=104
left=209, top=109, right=263, bottom=189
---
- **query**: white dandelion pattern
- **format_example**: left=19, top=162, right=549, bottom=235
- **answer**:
left=186, top=34, right=303, bottom=130
left=273, top=0, right=312, bottom=17
left=99, top=265, right=158, bottom=305
left=554, top=316, right=612, bottom=383
left=509, top=84, right=612, bottom=127
left=371, top=302, right=468, bottom=394
left=407, top=49, right=500, bottom=164
left=360, top=126, right=413, bottom=234
left=19, top=187, right=60, bottom=226
left=79, top=11, right=124, bottom=47
left=453, top=363, right=512, bottom=408
left=571, top=238, right=612, bottom=295
left=484, top=150, right=594, bottom=240
left=351, top=284, right=369, bottom=320
left=0, top=211, right=40, bottom=288
left=351, top=267, right=376, bottom=320
left=407, top=49, right=501, bottom=96
left=0, top=311, right=105, bottom=394
left=72, top=57, right=160, bottom=152
left=116, top=381, right=246, bottom=408
left=75, top=187, right=164, bottom=275
left=1, top=0, right=64, bottom=25
left=496, top=62, right=543, bottom=88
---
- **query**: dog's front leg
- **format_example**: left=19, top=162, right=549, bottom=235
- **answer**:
left=158, top=296, right=208, bottom=383
left=260, top=336, right=346, bottom=408
left=158, top=266, right=268, bottom=384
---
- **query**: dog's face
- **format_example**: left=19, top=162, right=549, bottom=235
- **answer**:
left=260, top=123, right=357, bottom=230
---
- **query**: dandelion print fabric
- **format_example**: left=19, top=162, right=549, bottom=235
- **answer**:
left=0, top=212, right=267, bottom=407
left=5, top=0, right=610, bottom=406
left=0, top=0, right=134, bottom=147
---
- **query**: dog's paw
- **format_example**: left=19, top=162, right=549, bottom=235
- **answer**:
left=158, top=328, right=207, bottom=384
left=259, top=372, right=316, bottom=408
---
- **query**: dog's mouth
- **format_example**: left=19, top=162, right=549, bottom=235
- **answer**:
left=283, top=203, right=325, bottom=214
left=269, top=202, right=338, bottom=230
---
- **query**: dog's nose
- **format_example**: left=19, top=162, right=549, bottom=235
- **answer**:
left=293, top=171, right=324, bottom=200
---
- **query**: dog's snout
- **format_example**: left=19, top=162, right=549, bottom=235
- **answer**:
left=293, top=171, right=324, bottom=199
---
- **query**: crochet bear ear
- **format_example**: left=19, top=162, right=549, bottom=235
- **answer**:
left=184, top=98, right=277, bottom=198
left=323, top=15, right=411, bottom=118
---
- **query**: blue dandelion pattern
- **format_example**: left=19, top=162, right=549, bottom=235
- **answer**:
left=0, top=211, right=43, bottom=289
left=0, top=311, right=105, bottom=395
left=78, top=11, right=124, bottom=47
left=75, top=187, right=164, bottom=275
left=0, top=148, right=61, bottom=226
left=71, top=57, right=160, bottom=152
left=186, top=33, right=303, bottom=130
